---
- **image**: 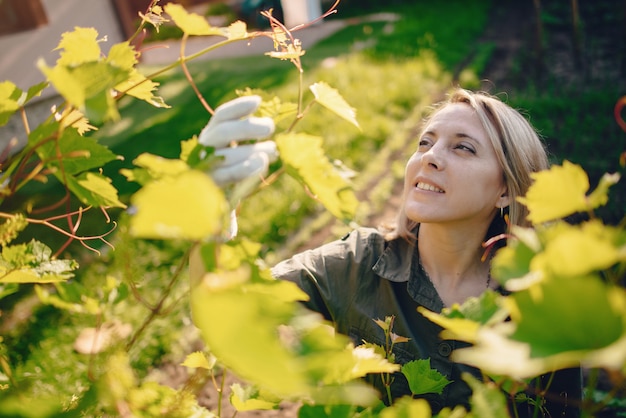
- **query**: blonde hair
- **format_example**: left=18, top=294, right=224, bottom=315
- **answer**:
left=390, top=88, right=549, bottom=242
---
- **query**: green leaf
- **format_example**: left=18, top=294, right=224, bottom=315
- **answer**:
left=517, top=161, right=590, bottom=224
left=23, top=81, right=49, bottom=105
left=464, top=373, right=510, bottom=418
left=453, top=276, right=626, bottom=378
left=401, top=359, right=452, bottom=396
left=115, top=70, right=169, bottom=108
left=587, top=172, right=621, bottom=209
left=441, top=290, right=506, bottom=325
left=379, top=397, right=432, bottom=418
left=298, top=404, right=356, bottom=418
left=229, top=383, right=278, bottom=411
left=0, top=80, right=21, bottom=126
left=531, top=221, right=623, bottom=277
left=181, top=351, right=216, bottom=370
left=191, top=281, right=310, bottom=397
left=130, top=170, right=226, bottom=240
left=129, top=153, right=190, bottom=180
left=491, top=237, right=536, bottom=285
left=36, top=126, right=117, bottom=175
left=226, top=21, right=248, bottom=40
left=38, top=60, right=130, bottom=122
left=65, top=171, right=126, bottom=208
left=106, top=41, right=137, bottom=70
left=511, top=275, right=625, bottom=357
left=276, top=132, right=359, bottom=221
left=0, top=213, right=28, bottom=246
left=164, top=3, right=224, bottom=36
left=55, top=27, right=102, bottom=66
left=0, top=240, right=78, bottom=284
left=310, top=82, right=360, bottom=130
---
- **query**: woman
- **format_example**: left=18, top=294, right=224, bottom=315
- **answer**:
left=201, top=88, right=581, bottom=416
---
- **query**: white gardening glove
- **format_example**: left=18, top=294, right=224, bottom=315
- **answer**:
left=198, top=95, right=277, bottom=187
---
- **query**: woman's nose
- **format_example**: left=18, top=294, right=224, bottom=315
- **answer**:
left=422, top=144, right=445, bottom=170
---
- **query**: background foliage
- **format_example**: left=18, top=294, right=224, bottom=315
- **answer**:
left=0, top=0, right=624, bottom=416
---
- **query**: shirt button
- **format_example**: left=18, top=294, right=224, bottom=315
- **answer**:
left=438, top=342, right=452, bottom=357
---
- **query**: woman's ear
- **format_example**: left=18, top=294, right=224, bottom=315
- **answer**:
left=497, top=188, right=511, bottom=209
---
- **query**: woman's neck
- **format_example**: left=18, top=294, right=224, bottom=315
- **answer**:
left=417, top=222, right=492, bottom=305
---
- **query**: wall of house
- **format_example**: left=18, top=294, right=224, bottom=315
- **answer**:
left=0, top=0, right=125, bottom=99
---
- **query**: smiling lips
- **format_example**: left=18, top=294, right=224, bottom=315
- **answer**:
left=416, top=182, right=445, bottom=193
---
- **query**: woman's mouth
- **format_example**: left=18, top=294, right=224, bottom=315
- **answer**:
left=416, top=182, right=444, bottom=193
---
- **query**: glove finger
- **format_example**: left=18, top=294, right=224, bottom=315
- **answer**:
left=212, top=95, right=262, bottom=123
left=214, top=141, right=278, bottom=166
left=198, top=117, right=275, bottom=147
left=212, top=152, right=269, bottom=186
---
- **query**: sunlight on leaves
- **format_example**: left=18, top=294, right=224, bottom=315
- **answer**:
left=0, top=81, right=20, bottom=126
left=418, top=307, right=480, bottom=343
left=518, top=161, right=618, bottom=224
left=55, top=107, right=97, bottom=135
left=55, top=27, right=102, bottom=66
left=276, top=132, right=359, bottom=221
left=226, top=21, right=248, bottom=40
left=69, top=172, right=126, bottom=208
left=181, top=351, right=216, bottom=370
left=130, top=170, right=226, bottom=240
left=310, top=82, right=360, bottom=130
left=0, top=240, right=78, bottom=284
left=115, top=70, right=169, bottom=108
left=230, top=383, right=278, bottom=411
left=164, top=3, right=224, bottom=36
left=453, top=276, right=626, bottom=378
left=531, top=221, right=623, bottom=277
left=379, top=397, right=431, bottom=418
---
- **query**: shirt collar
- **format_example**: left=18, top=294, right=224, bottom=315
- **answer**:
left=372, top=234, right=415, bottom=283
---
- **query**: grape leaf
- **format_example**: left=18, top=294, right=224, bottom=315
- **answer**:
left=276, top=132, right=359, bottom=221
left=0, top=240, right=78, bottom=283
left=181, top=351, right=216, bottom=370
left=517, top=161, right=590, bottom=224
left=65, top=171, right=126, bottom=208
left=130, top=170, right=226, bottom=240
left=453, top=276, right=626, bottom=378
left=379, top=397, right=432, bottom=418
left=464, top=374, right=510, bottom=418
left=226, top=21, right=248, bottom=40
left=23, top=82, right=49, bottom=106
left=531, top=221, right=622, bottom=277
left=0, top=80, right=21, bottom=126
left=115, top=69, right=169, bottom=108
left=401, top=359, right=452, bottom=396
left=39, top=60, right=129, bottom=122
left=164, top=3, right=224, bottom=36
left=56, top=107, right=97, bottom=135
left=310, top=82, right=360, bottom=130
left=36, top=126, right=117, bottom=174
left=55, top=27, right=102, bottom=66
left=230, top=383, right=277, bottom=411
left=106, top=41, right=137, bottom=70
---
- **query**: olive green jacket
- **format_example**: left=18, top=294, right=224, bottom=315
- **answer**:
left=271, top=227, right=477, bottom=411
left=272, top=227, right=582, bottom=416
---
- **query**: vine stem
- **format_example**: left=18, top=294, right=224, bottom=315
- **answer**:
left=125, top=245, right=192, bottom=350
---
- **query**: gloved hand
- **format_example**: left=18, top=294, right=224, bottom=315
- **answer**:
left=198, top=95, right=277, bottom=187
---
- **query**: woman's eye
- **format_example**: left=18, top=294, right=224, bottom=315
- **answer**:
left=456, top=144, right=476, bottom=153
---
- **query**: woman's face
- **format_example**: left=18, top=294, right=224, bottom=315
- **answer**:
left=403, top=103, right=509, bottom=228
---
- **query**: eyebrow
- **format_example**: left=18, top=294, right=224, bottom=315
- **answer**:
left=422, top=130, right=482, bottom=144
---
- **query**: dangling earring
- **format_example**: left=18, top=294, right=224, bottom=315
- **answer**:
left=500, top=206, right=504, bottom=218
